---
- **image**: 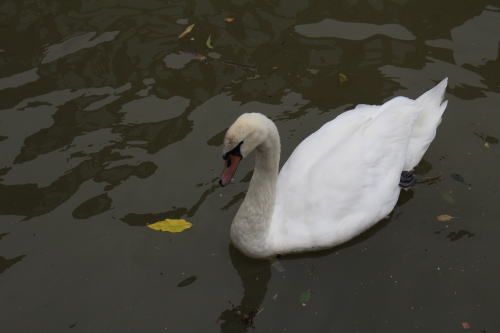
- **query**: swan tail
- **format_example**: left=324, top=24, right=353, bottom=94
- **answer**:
left=404, top=78, right=448, bottom=170
left=416, top=77, right=448, bottom=107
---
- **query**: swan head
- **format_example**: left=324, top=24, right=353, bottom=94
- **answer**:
left=219, top=113, right=271, bottom=186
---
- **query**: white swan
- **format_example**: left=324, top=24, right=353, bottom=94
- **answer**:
left=219, top=78, right=448, bottom=258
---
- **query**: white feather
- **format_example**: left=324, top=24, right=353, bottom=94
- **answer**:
left=222, top=79, right=448, bottom=258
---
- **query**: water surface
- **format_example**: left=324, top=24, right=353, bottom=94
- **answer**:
left=1, top=1, right=499, bottom=332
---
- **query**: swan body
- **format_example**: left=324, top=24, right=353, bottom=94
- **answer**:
left=220, top=79, right=448, bottom=258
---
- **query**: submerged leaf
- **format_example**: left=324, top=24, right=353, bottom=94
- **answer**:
left=461, top=322, right=471, bottom=329
left=450, top=173, right=466, bottom=184
left=437, top=214, right=455, bottom=222
left=300, top=290, right=312, bottom=306
left=177, top=275, right=197, bottom=287
left=178, top=24, right=195, bottom=39
left=474, top=132, right=498, bottom=145
left=206, top=34, right=214, bottom=49
left=224, top=17, right=235, bottom=23
left=147, top=218, right=192, bottom=232
left=447, top=230, right=474, bottom=241
left=338, top=72, right=348, bottom=83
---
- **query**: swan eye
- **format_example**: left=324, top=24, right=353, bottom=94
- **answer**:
left=223, top=141, right=243, bottom=161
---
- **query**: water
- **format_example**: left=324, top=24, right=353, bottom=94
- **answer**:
left=1, top=1, right=499, bottom=332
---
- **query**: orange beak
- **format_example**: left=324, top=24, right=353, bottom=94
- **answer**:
left=219, top=154, right=242, bottom=186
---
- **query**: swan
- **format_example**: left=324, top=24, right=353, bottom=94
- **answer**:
left=219, top=78, right=448, bottom=258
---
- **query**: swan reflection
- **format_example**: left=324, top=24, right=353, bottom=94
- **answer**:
left=218, top=245, right=271, bottom=332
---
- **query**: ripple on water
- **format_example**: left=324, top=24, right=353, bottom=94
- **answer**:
left=295, top=19, right=415, bottom=40
left=42, top=31, right=120, bottom=64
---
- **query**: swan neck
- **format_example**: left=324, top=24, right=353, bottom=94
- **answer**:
left=248, top=136, right=280, bottom=202
left=231, top=123, right=280, bottom=258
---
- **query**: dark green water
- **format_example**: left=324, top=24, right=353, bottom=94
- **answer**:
left=1, top=1, right=499, bottom=332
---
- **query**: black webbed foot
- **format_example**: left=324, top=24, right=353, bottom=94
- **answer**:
left=400, top=170, right=416, bottom=189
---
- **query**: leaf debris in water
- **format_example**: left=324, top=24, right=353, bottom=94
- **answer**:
left=338, top=72, right=348, bottom=83
left=147, top=218, right=192, bottom=232
left=178, top=24, right=195, bottom=39
left=474, top=132, right=498, bottom=145
left=450, top=173, right=472, bottom=189
left=461, top=322, right=471, bottom=329
left=300, top=290, right=312, bottom=306
left=436, top=214, right=455, bottom=222
left=450, top=173, right=466, bottom=184
left=177, top=275, right=197, bottom=287
left=447, top=230, right=474, bottom=241
left=206, top=34, right=214, bottom=49
left=224, top=17, right=235, bottom=23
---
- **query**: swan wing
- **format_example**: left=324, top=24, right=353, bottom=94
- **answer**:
left=269, top=96, right=421, bottom=253
left=405, top=78, right=448, bottom=170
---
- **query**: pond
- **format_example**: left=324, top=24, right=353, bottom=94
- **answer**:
left=1, top=1, right=499, bottom=332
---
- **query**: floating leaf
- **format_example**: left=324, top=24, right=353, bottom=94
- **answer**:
left=338, top=72, right=348, bottom=83
left=474, top=132, right=498, bottom=145
left=224, top=17, right=235, bottom=23
left=147, top=218, right=192, bottom=232
left=178, top=24, right=195, bottom=39
left=486, top=135, right=499, bottom=144
left=300, top=290, right=312, bottom=306
left=437, top=214, right=455, bottom=222
left=206, top=34, right=214, bottom=49
left=450, top=173, right=466, bottom=184
left=177, top=275, right=197, bottom=287
left=447, top=230, right=474, bottom=241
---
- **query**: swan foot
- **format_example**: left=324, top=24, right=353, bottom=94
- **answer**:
left=400, top=170, right=416, bottom=189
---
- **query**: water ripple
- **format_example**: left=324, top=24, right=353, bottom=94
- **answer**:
left=295, top=19, right=415, bottom=40
left=42, top=31, right=120, bottom=64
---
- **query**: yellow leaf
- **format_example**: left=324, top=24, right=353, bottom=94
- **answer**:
left=224, top=17, right=235, bottom=23
left=147, top=219, right=192, bottom=232
left=436, top=214, right=455, bottom=222
left=338, top=72, right=348, bottom=83
left=178, top=24, right=195, bottom=39
left=206, top=34, right=214, bottom=49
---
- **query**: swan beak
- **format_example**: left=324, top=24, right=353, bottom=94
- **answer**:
left=219, top=155, right=242, bottom=187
